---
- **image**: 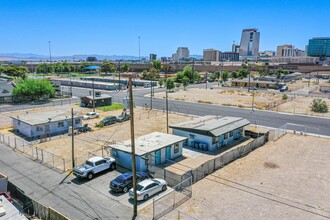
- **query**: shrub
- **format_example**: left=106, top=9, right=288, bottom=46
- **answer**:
left=95, top=122, right=104, bottom=128
left=310, top=98, right=328, bottom=113
left=282, top=94, right=288, bottom=100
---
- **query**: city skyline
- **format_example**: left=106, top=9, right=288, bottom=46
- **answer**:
left=1, top=0, right=330, bottom=57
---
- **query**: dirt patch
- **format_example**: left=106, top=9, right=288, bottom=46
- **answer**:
left=263, top=161, right=279, bottom=169
left=160, top=134, right=330, bottom=220
left=153, top=88, right=283, bottom=110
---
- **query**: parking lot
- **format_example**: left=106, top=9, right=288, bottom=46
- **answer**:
left=69, top=165, right=173, bottom=212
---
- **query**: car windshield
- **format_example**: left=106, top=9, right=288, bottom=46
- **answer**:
left=136, top=184, right=144, bottom=191
left=86, top=113, right=91, bottom=116
left=114, top=175, right=126, bottom=183
left=85, top=160, right=94, bottom=166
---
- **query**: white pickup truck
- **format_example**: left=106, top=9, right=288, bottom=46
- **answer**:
left=73, top=156, right=116, bottom=180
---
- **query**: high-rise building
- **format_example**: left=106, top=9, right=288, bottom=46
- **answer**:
left=176, top=47, right=190, bottom=61
left=232, top=43, right=240, bottom=53
left=277, top=45, right=305, bottom=57
left=150, top=53, right=157, bottom=61
left=239, top=28, right=260, bottom=56
left=203, top=49, right=219, bottom=61
left=307, top=38, right=330, bottom=57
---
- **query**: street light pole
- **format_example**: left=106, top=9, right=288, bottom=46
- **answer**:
left=48, top=41, right=52, bottom=63
left=71, top=108, right=75, bottom=169
left=138, top=36, right=141, bottom=63
left=92, top=79, right=95, bottom=112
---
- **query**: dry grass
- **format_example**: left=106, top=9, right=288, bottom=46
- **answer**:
left=154, top=88, right=283, bottom=110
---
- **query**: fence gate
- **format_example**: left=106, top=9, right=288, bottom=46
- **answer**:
left=153, top=176, right=192, bottom=220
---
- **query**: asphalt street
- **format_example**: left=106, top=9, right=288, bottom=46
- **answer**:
left=1, top=83, right=330, bottom=136
left=0, top=143, right=134, bottom=219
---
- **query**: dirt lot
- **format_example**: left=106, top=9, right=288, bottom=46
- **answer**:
left=35, top=108, right=194, bottom=165
left=161, top=134, right=330, bottom=220
left=154, top=88, right=284, bottom=110
left=274, top=96, right=330, bottom=117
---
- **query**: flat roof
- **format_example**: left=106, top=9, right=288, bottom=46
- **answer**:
left=110, top=132, right=187, bottom=156
left=11, top=110, right=82, bottom=126
left=82, top=94, right=112, bottom=100
left=0, top=195, right=28, bottom=220
left=232, top=79, right=277, bottom=84
left=170, top=116, right=250, bottom=137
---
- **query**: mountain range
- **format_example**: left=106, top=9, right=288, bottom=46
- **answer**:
left=0, top=53, right=203, bottom=61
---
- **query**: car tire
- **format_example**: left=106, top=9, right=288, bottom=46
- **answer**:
left=110, top=163, right=116, bottom=170
left=162, top=185, right=167, bottom=191
left=87, top=173, right=93, bottom=180
left=143, top=194, right=149, bottom=201
left=123, top=187, right=128, bottom=193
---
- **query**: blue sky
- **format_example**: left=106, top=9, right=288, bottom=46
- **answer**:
left=1, top=0, right=330, bottom=57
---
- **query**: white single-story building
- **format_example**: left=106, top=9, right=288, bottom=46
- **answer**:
left=170, top=116, right=250, bottom=151
left=110, top=132, right=187, bottom=172
left=11, top=110, right=82, bottom=139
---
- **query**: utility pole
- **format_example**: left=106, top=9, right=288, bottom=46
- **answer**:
left=71, top=108, right=75, bottom=169
left=92, top=79, right=95, bottom=112
left=205, top=72, right=208, bottom=89
left=150, top=79, right=153, bottom=109
left=118, top=60, right=121, bottom=90
left=48, top=41, right=52, bottom=63
left=129, top=77, right=138, bottom=217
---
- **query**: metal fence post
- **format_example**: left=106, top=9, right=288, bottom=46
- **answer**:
left=41, top=149, right=44, bottom=162
left=153, top=198, right=155, bottom=219
left=52, top=154, right=54, bottom=167
left=8, top=136, right=10, bottom=147
left=178, top=210, right=180, bottom=220
left=14, top=137, right=17, bottom=149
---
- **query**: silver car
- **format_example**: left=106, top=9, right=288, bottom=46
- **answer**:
left=129, top=178, right=167, bottom=201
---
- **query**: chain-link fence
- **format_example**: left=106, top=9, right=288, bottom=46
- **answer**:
left=153, top=176, right=193, bottom=220
left=0, top=97, right=80, bottom=113
left=0, top=132, right=66, bottom=172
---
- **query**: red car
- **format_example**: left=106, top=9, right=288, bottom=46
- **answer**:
left=0, top=192, right=12, bottom=202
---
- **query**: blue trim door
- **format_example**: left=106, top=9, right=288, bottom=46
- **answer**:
left=165, top=146, right=171, bottom=160
left=219, top=135, right=224, bottom=146
left=155, top=150, right=161, bottom=165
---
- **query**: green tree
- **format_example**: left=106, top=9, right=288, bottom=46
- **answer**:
left=231, top=71, right=238, bottom=79
left=53, top=63, right=64, bottom=73
left=182, top=66, right=200, bottom=83
left=259, top=71, right=266, bottom=77
left=4, top=65, right=28, bottom=78
left=0, top=63, right=4, bottom=74
left=77, top=62, right=93, bottom=72
left=239, top=67, right=250, bottom=78
left=152, top=60, right=162, bottom=72
left=121, top=63, right=130, bottom=72
left=159, top=78, right=165, bottom=87
left=310, top=98, right=328, bottom=113
left=13, top=78, right=55, bottom=100
left=162, top=64, right=172, bottom=73
left=182, top=76, right=189, bottom=90
left=175, top=83, right=181, bottom=91
left=62, top=62, right=74, bottom=72
left=222, top=71, right=229, bottom=82
left=214, top=71, right=220, bottom=81
left=101, top=61, right=116, bottom=73
left=174, top=71, right=185, bottom=83
left=166, top=78, right=175, bottom=91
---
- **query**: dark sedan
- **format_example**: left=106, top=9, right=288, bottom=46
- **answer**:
left=110, top=172, right=148, bottom=193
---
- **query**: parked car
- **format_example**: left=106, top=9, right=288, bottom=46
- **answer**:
left=73, top=156, right=116, bottom=180
left=116, top=113, right=130, bottom=122
left=279, top=86, right=288, bottom=92
left=75, top=124, right=91, bottom=133
left=83, top=112, right=100, bottom=120
left=0, top=192, right=12, bottom=202
left=110, top=172, right=148, bottom=193
left=248, top=86, right=258, bottom=90
left=98, top=116, right=117, bottom=126
left=129, top=178, right=167, bottom=201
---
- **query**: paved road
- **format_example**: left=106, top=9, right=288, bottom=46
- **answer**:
left=1, top=83, right=330, bottom=136
left=0, top=143, right=134, bottom=219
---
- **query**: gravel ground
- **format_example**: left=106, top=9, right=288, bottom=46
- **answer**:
left=161, top=134, right=330, bottom=220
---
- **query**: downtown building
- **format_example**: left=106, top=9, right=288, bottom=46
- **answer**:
left=239, top=28, right=260, bottom=57
left=203, top=49, right=219, bottom=61
left=307, top=37, right=330, bottom=58
left=277, top=44, right=305, bottom=57
left=173, top=47, right=190, bottom=62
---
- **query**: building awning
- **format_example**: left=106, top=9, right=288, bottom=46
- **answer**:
left=84, top=66, right=101, bottom=70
